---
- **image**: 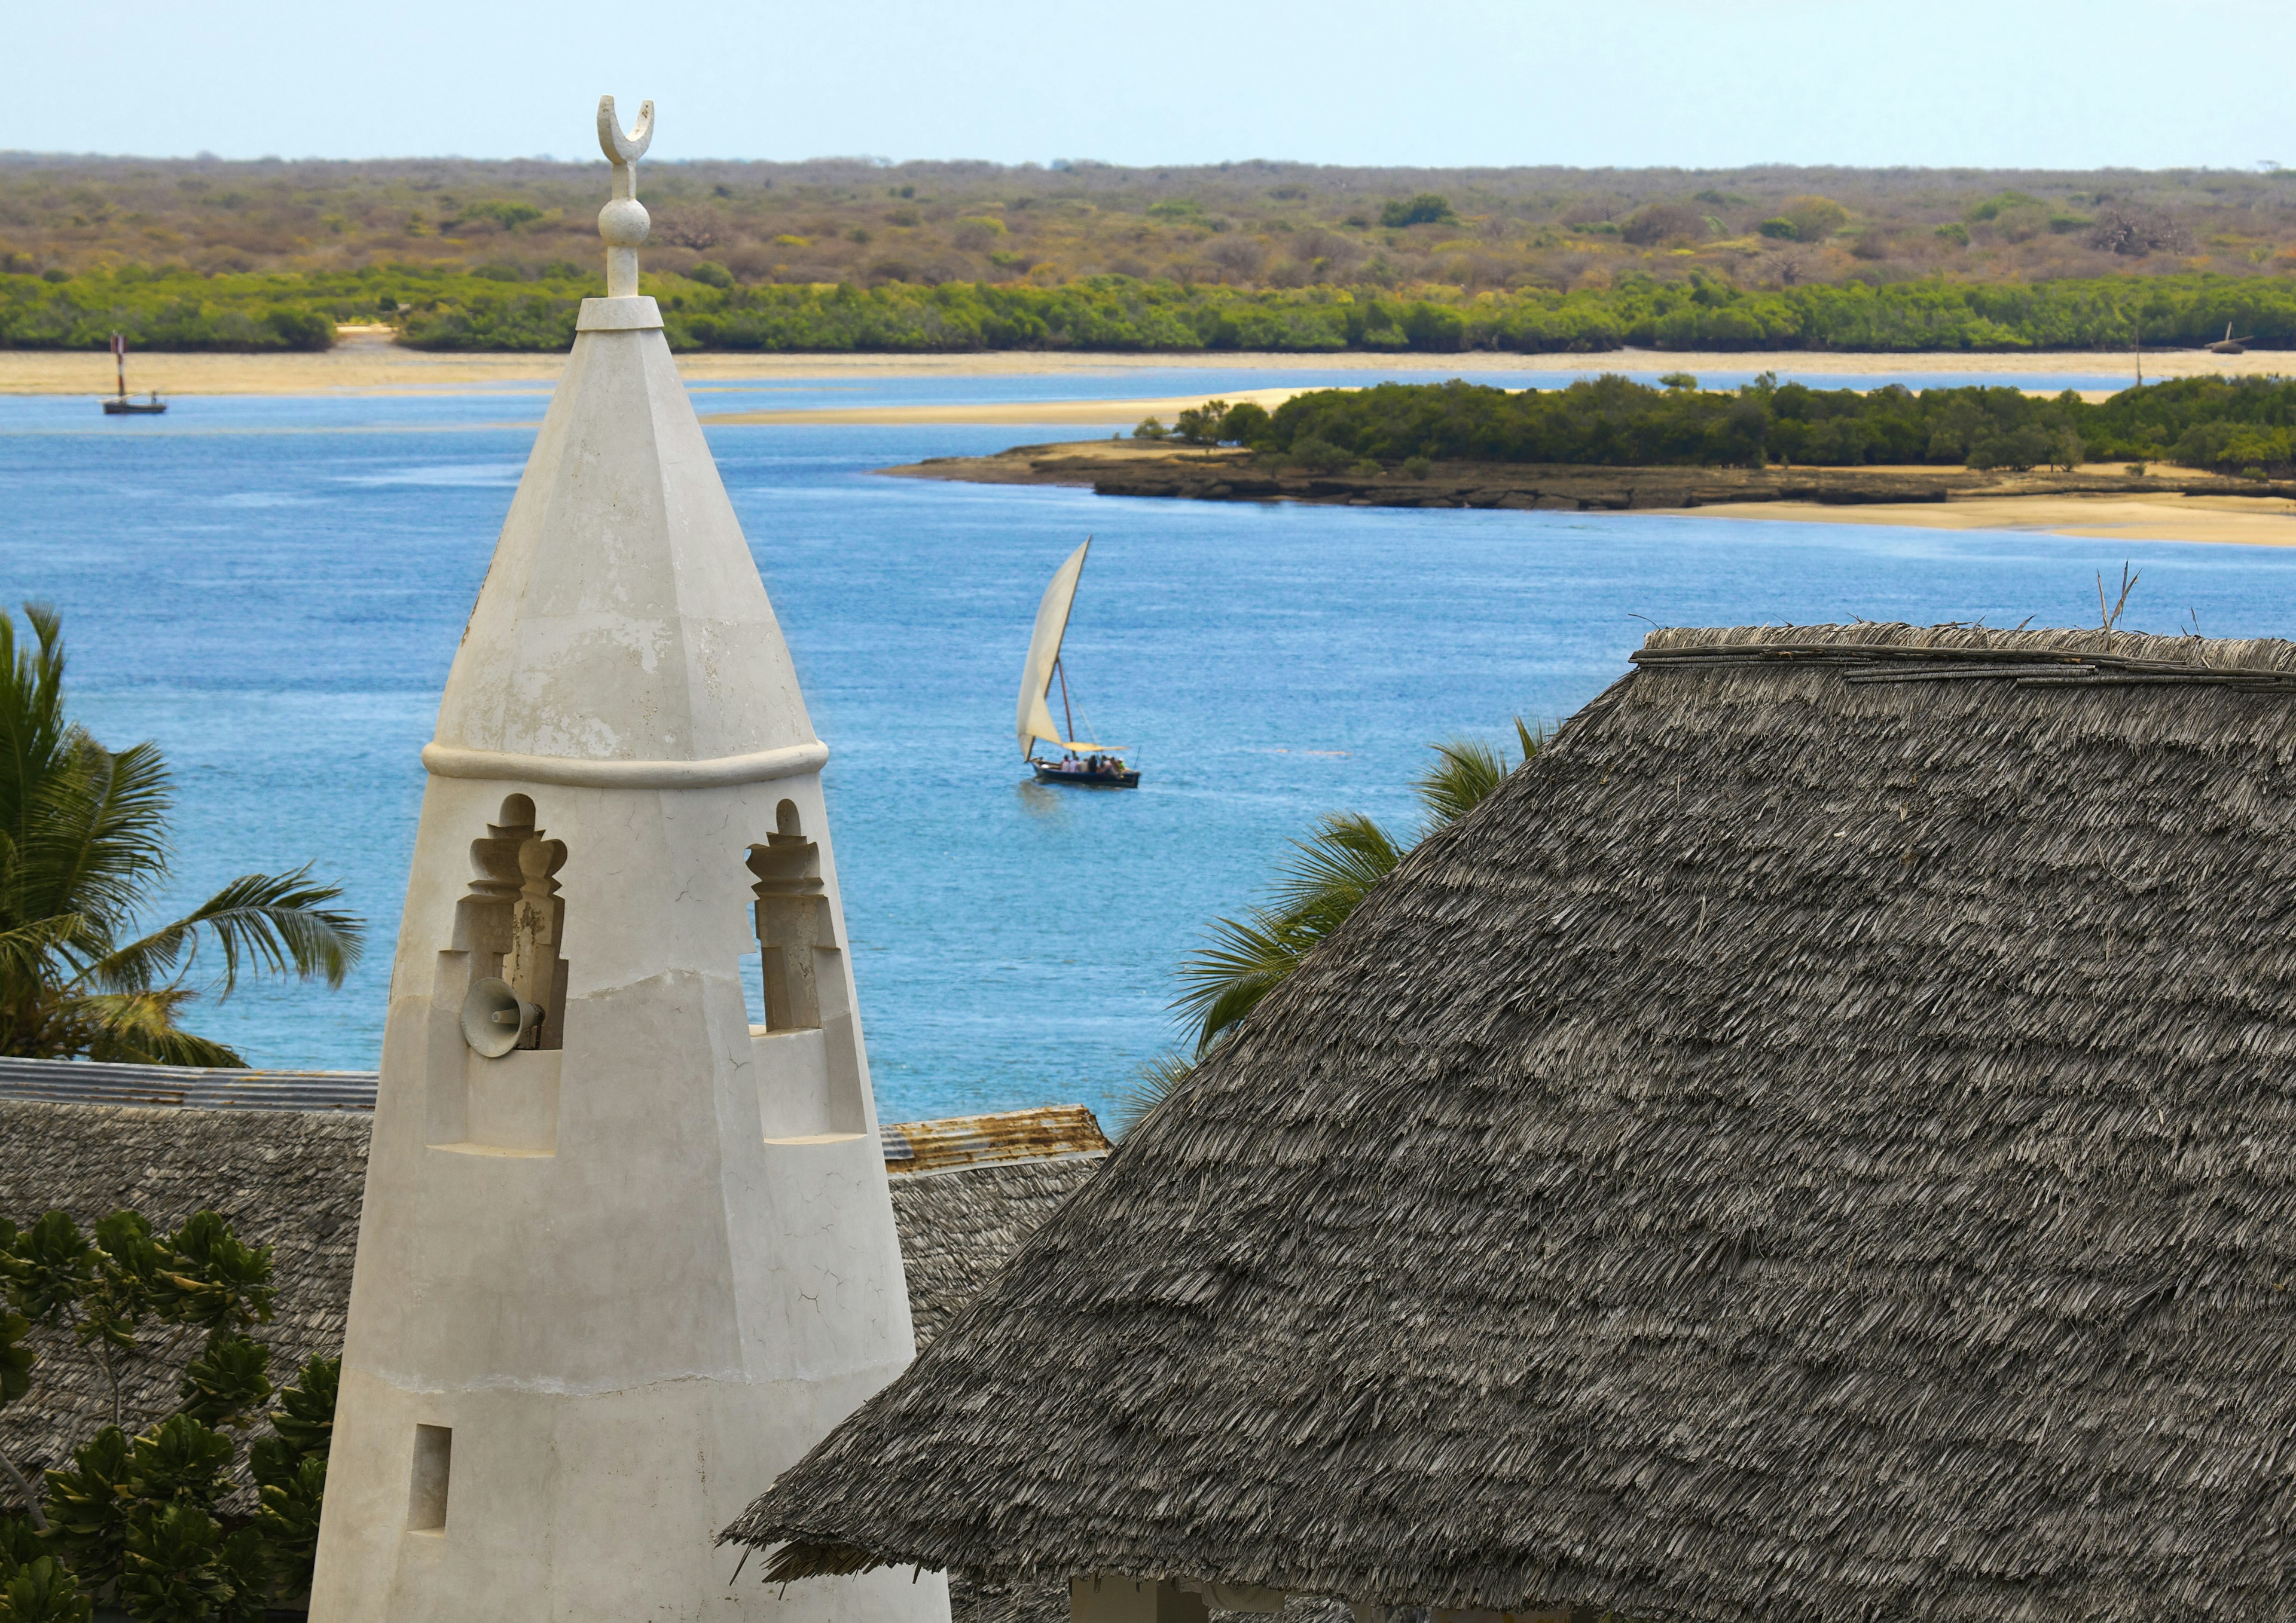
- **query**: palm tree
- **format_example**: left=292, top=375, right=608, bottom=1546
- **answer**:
left=0, top=606, right=364, bottom=1066
left=1116, top=720, right=1538, bottom=1132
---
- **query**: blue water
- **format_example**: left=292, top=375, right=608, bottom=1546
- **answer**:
left=2, top=369, right=2292, bottom=1127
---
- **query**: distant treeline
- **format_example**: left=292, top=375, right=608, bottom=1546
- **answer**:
left=10, top=265, right=2296, bottom=356
left=392, top=273, right=2296, bottom=354
left=1249, top=375, right=2296, bottom=475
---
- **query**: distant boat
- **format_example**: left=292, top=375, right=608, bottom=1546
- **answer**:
left=2205, top=322, right=2254, bottom=356
left=101, top=332, right=166, bottom=415
left=1016, top=538, right=1138, bottom=789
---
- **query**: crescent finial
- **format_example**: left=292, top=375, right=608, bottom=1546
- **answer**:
left=597, top=96, right=655, bottom=167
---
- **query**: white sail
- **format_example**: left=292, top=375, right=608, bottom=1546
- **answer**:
left=1016, top=539, right=1101, bottom=757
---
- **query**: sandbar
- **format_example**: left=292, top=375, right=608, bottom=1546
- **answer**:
left=699, top=386, right=1308, bottom=427
left=0, top=328, right=2282, bottom=399
left=1666, top=488, right=2296, bottom=547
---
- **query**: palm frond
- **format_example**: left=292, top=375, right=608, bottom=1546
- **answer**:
left=0, top=605, right=70, bottom=855
left=0, top=913, right=84, bottom=983
left=21, top=735, right=173, bottom=949
left=1112, top=1052, right=1195, bottom=1138
left=1266, top=812, right=1403, bottom=932
left=1175, top=811, right=1406, bottom=1055
left=1173, top=907, right=1308, bottom=1056
left=62, top=990, right=248, bottom=1068
left=1515, top=714, right=1546, bottom=766
left=86, top=866, right=365, bottom=998
left=1414, top=738, right=1510, bottom=832
left=0, top=607, right=368, bottom=1066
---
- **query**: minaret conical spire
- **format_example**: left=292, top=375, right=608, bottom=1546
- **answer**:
left=425, top=96, right=818, bottom=784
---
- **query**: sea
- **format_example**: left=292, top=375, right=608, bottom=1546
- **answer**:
left=4, top=359, right=2295, bottom=1129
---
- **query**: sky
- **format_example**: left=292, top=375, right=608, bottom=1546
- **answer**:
left=6, top=0, right=2293, bottom=171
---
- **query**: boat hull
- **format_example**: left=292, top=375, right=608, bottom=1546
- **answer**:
left=102, top=399, right=167, bottom=415
left=1031, top=762, right=1140, bottom=789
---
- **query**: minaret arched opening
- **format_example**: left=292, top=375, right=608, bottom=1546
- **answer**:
left=748, top=799, right=823, bottom=1033
left=425, top=794, right=571, bottom=1159
left=746, top=800, right=864, bottom=1142
left=456, top=794, right=570, bottom=1050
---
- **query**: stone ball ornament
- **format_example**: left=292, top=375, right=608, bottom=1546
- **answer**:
left=599, top=197, right=651, bottom=249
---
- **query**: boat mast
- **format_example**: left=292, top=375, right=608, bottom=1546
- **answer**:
left=112, top=332, right=125, bottom=400
left=1055, top=658, right=1076, bottom=747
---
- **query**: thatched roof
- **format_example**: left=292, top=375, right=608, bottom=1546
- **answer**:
left=0, top=1098, right=1104, bottom=1513
left=728, top=623, right=2296, bottom=1623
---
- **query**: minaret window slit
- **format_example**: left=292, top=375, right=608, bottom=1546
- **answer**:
left=407, top=1424, right=451, bottom=1532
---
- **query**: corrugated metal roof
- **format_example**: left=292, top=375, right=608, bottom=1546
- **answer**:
left=881, top=1105, right=1110, bottom=1175
left=0, top=1058, right=1112, bottom=1175
left=0, top=1056, right=380, bottom=1112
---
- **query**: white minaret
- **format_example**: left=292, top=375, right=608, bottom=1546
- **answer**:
left=310, top=99, right=948, bottom=1623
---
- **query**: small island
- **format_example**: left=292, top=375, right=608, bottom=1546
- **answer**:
left=885, top=436, right=2289, bottom=512
left=881, top=374, right=2296, bottom=535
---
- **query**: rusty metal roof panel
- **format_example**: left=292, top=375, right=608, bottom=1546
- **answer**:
left=880, top=1105, right=1111, bottom=1175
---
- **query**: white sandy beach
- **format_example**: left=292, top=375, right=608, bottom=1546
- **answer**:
left=1, top=325, right=2277, bottom=401
left=699, top=386, right=1310, bottom=427
left=1672, top=488, right=2296, bottom=547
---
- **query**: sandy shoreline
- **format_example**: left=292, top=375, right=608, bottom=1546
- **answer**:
left=1663, top=490, right=2296, bottom=546
left=700, top=386, right=1309, bottom=427
left=890, top=436, right=2296, bottom=549
left=1, top=328, right=2281, bottom=399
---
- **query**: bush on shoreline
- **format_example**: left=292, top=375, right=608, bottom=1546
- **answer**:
left=14, top=264, right=2296, bottom=357
left=1237, top=373, right=2296, bottom=475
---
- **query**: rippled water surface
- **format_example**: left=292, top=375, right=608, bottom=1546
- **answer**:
left=3, top=365, right=2293, bottom=1126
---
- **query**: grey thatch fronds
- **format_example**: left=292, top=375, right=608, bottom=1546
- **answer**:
left=0, top=1099, right=1103, bottom=1523
left=725, top=623, right=2296, bottom=1623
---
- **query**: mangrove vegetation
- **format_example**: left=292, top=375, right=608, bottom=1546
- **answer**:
left=1200, top=374, right=2296, bottom=476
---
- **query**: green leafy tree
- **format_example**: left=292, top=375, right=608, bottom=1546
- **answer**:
left=0, top=1226, right=40, bottom=1532
left=41, top=1428, right=132, bottom=1591
left=0, top=1204, right=274, bottom=1558
left=1622, top=204, right=1709, bottom=247
left=249, top=1356, right=337, bottom=1598
left=1378, top=194, right=1456, bottom=228
left=1776, top=195, right=1849, bottom=243
left=173, top=1336, right=270, bottom=1433
left=1171, top=399, right=1230, bottom=450
left=47, top=1414, right=249, bottom=1619
left=2, top=1210, right=271, bottom=1434
left=2, top=1205, right=304, bottom=1619
left=0, top=605, right=364, bottom=1065
left=1967, top=423, right=2057, bottom=472
left=152, top=1215, right=275, bottom=1339
left=117, top=1505, right=266, bottom=1623
left=121, top=1416, right=235, bottom=1514
left=0, top=1514, right=88, bottom=1623
left=1215, top=401, right=1271, bottom=446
